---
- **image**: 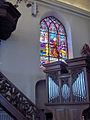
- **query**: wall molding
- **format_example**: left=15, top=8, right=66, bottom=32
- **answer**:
left=36, top=0, right=90, bottom=19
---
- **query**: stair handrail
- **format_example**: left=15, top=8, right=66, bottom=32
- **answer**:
left=0, top=72, right=40, bottom=120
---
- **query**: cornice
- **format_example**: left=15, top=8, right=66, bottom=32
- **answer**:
left=36, top=0, right=90, bottom=19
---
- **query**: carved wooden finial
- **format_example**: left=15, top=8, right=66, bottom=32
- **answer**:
left=81, top=43, right=90, bottom=56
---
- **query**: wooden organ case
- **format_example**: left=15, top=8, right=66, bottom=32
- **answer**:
left=43, top=56, right=90, bottom=120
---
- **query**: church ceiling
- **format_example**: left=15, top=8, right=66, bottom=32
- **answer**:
left=56, top=0, right=90, bottom=12
left=6, top=0, right=90, bottom=12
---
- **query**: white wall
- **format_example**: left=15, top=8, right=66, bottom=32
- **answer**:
left=70, top=15, right=90, bottom=57
left=0, top=1, right=90, bottom=103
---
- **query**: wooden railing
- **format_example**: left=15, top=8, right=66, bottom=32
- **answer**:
left=0, top=72, right=40, bottom=120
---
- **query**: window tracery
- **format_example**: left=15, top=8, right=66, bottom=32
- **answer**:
left=40, top=16, right=68, bottom=69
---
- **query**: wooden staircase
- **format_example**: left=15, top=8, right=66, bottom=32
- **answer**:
left=0, top=106, right=14, bottom=120
left=0, top=72, right=41, bottom=120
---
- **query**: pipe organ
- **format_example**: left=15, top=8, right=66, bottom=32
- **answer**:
left=44, top=56, right=90, bottom=120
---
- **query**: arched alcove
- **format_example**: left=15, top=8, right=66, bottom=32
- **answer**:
left=35, top=80, right=46, bottom=109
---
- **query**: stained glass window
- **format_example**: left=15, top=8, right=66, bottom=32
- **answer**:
left=40, top=16, right=68, bottom=69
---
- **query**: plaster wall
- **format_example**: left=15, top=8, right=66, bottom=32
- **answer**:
left=0, top=1, right=90, bottom=103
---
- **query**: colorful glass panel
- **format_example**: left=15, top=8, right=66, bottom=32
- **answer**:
left=50, top=44, right=59, bottom=58
left=40, top=21, right=48, bottom=32
left=40, top=16, right=68, bottom=69
left=50, top=57, right=58, bottom=63
left=40, top=43, right=48, bottom=56
left=49, top=23, right=57, bottom=33
left=59, top=48, right=67, bottom=59
left=49, top=16, right=56, bottom=22
left=58, top=25, right=65, bottom=35
left=40, top=57, right=49, bottom=69
left=44, top=17, right=51, bottom=27
left=49, top=33, right=57, bottom=44
left=40, top=31, right=48, bottom=43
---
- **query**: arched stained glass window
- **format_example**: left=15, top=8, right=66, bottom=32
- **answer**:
left=40, top=16, right=68, bottom=69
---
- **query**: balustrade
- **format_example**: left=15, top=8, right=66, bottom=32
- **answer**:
left=0, top=72, right=40, bottom=120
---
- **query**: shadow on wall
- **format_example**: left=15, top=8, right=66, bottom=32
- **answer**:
left=82, top=106, right=90, bottom=120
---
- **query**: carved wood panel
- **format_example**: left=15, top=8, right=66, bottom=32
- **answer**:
left=0, top=72, right=40, bottom=120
